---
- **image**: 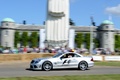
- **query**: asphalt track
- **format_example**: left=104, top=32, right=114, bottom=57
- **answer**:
left=0, top=61, right=120, bottom=78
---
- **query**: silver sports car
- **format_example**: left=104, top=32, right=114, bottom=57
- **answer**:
left=30, top=52, right=94, bottom=71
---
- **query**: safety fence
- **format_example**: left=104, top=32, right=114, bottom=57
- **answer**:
left=92, top=55, right=120, bottom=61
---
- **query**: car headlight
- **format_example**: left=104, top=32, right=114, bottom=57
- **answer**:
left=35, top=59, right=41, bottom=63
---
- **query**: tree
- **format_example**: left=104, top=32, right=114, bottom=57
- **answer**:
left=14, top=31, right=20, bottom=47
left=21, top=32, right=29, bottom=47
left=29, top=32, right=39, bottom=47
left=69, top=18, right=75, bottom=26
left=93, top=38, right=100, bottom=48
left=75, top=33, right=83, bottom=48
left=84, top=33, right=90, bottom=49
left=115, top=34, right=120, bottom=49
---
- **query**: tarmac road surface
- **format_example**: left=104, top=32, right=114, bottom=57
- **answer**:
left=0, top=61, right=120, bottom=78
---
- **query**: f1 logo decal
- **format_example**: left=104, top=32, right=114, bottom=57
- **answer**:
left=63, top=60, right=71, bottom=64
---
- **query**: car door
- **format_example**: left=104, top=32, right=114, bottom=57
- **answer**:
left=54, top=54, right=71, bottom=68
left=57, top=53, right=77, bottom=67
left=53, top=58, right=69, bottom=68
left=61, top=56, right=78, bottom=67
left=66, top=53, right=79, bottom=67
left=61, top=57, right=71, bottom=66
left=67, top=57, right=78, bottom=67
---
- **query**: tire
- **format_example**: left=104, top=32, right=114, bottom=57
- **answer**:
left=42, top=61, right=53, bottom=71
left=78, top=61, right=88, bottom=71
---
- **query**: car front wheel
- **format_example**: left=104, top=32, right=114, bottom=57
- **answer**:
left=42, top=61, right=53, bottom=71
left=78, top=61, right=88, bottom=71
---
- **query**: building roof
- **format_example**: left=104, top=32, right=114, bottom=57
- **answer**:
left=2, top=18, right=15, bottom=22
left=101, top=20, right=114, bottom=25
left=16, top=24, right=44, bottom=30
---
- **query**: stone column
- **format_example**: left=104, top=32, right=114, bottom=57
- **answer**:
left=46, top=0, right=69, bottom=47
left=68, top=29, right=75, bottom=49
left=39, top=29, right=45, bottom=49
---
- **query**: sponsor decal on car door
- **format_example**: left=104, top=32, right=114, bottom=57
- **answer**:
left=54, top=58, right=71, bottom=67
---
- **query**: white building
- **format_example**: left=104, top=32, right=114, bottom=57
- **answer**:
left=0, top=18, right=118, bottom=52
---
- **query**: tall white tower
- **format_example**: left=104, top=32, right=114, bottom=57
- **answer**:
left=99, top=20, right=114, bottom=52
left=45, top=0, right=69, bottom=47
left=0, top=18, right=15, bottom=48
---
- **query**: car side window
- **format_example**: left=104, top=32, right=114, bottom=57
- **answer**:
left=61, top=54, right=73, bottom=59
left=68, top=54, right=73, bottom=58
left=61, top=54, right=67, bottom=59
left=74, top=54, right=81, bottom=57
left=68, top=53, right=80, bottom=57
left=61, top=53, right=81, bottom=59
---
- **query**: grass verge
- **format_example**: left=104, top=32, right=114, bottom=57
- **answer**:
left=95, top=61, right=120, bottom=67
left=0, top=74, right=120, bottom=80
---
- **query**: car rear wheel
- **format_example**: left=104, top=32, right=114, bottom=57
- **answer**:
left=78, top=61, right=88, bottom=71
left=42, top=61, right=53, bottom=71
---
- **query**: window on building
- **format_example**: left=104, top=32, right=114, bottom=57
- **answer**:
left=105, top=33, right=108, bottom=39
left=6, top=23, right=9, bottom=26
left=5, top=30, right=9, bottom=36
left=106, top=26, right=108, bottom=28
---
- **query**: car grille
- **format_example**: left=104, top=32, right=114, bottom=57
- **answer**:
left=30, top=65, right=33, bottom=68
left=30, top=65, right=38, bottom=68
left=34, top=65, right=37, bottom=68
left=30, top=65, right=38, bottom=69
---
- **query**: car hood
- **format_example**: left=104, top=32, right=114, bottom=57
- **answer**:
left=33, top=57, right=52, bottom=61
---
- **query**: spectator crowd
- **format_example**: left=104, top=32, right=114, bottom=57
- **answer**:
left=0, top=46, right=114, bottom=55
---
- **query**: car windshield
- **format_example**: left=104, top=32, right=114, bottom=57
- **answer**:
left=52, top=52, right=63, bottom=58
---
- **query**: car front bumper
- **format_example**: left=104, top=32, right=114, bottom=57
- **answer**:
left=30, top=63, right=42, bottom=70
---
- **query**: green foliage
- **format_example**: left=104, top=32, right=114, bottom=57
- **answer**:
left=95, top=61, right=120, bottom=67
left=14, top=31, right=20, bottom=47
left=0, top=75, right=120, bottom=80
left=29, top=32, right=39, bottom=47
left=0, top=45, right=3, bottom=48
left=93, top=38, right=100, bottom=48
left=115, top=34, right=120, bottom=49
left=75, top=33, right=100, bottom=49
left=21, top=32, right=29, bottom=47
left=75, top=33, right=83, bottom=48
left=84, top=33, right=90, bottom=49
